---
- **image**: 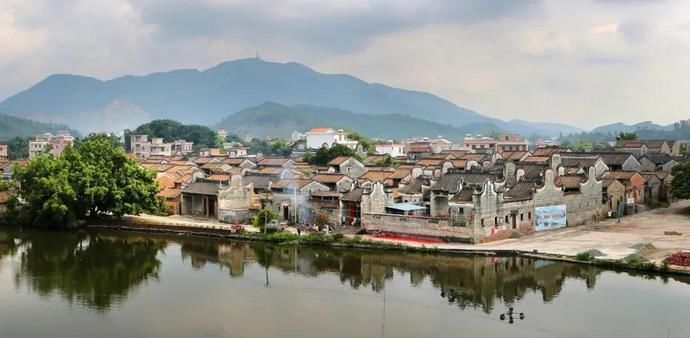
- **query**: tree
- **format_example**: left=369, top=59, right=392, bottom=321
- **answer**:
left=3, top=136, right=30, bottom=159
left=314, top=211, right=330, bottom=228
left=125, top=120, right=218, bottom=149
left=617, top=132, right=637, bottom=141
left=12, top=138, right=163, bottom=228
left=347, top=132, right=374, bottom=154
left=671, top=160, right=690, bottom=200
left=246, top=138, right=293, bottom=156
left=307, top=144, right=356, bottom=166
left=374, top=154, right=398, bottom=168
left=252, top=208, right=277, bottom=228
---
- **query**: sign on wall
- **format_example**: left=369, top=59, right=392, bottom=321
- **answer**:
left=534, top=205, right=567, bottom=231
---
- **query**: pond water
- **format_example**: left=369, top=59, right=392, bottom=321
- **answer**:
left=0, top=228, right=689, bottom=338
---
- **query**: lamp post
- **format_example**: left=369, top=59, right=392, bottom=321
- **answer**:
left=263, top=208, right=267, bottom=234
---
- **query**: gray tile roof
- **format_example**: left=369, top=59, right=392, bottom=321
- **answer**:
left=182, top=182, right=220, bottom=196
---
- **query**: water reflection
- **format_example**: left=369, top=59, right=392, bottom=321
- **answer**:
left=177, top=237, right=603, bottom=313
left=3, top=229, right=685, bottom=316
left=12, top=231, right=167, bottom=311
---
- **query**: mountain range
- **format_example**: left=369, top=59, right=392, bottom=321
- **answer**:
left=216, top=102, right=505, bottom=139
left=0, top=114, right=75, bottom=140
left=0, top=58, right=585, bottom=138
left=590, top=121, right=673, bottom=134
left=1, top=57, right=681, bottom=141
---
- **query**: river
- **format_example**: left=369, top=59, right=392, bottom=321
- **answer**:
left=0, top=228, right=688, bottom=338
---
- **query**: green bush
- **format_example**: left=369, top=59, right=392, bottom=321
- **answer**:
left=575, top=251, right=594, bottom=261
left=626, top=256, right=641, bottom=265
left=252, top=208, right=277, bottom=229
left=300, top=232, right=336, bottom=245
left=254, top=232, right=298, bottom=243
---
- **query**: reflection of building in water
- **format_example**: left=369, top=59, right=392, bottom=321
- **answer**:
left=180, top=240, right=256, bottom=278
left=178, top=239, right=602, bottom=313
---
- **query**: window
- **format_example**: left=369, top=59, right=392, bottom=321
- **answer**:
left=520, top=213, right=524, bottom=221
left=481, top=219, right=485, bottom=227
left=528, top=212, right=532, bottom=220
left=494, top=217, right=498, bottom=225
left=505, top=215, right=509, bottom=223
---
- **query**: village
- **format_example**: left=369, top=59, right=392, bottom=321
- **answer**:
left=5, top=127, right=678, bottom=245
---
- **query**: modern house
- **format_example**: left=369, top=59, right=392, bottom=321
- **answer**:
left=463, top=134, right=528, bottom=153
left=375, top=141, right=407, bottom=158
left=305, top=128, right=357, bottom=150
left=28, top=131, right=74, bottom=159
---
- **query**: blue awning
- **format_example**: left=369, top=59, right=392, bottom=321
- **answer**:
left=385, top=203, right=426, bottom=212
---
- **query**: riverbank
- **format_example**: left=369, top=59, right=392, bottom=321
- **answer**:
left=90, top=201, right=690, bottom=276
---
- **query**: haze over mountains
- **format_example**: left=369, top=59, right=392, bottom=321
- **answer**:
left=216, top=102, right=502, bottom=139
left=0, top=57, right=673, bottom=140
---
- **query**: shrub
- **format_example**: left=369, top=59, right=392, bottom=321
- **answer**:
left=626, top=256, right=641, bottom=265
left=575, top=251, right=594, bottom=261
left=256, top=232, right=298, bottom=243
left=252, top=208, right=277, bottom=229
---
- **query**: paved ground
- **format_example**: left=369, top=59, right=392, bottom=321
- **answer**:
left=122, top=214, right=262, bottom=233
left=123, top=201, right=690, bottom=262
left=367, top=200, right=690, bottom=262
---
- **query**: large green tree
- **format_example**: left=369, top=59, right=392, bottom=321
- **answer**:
left=12, top=136, right=163, bottom=227
left=305, top=144, right=356, bottom=166
left=3, top=137, right=30, bottom=159
left=125, top=119, right=217, bottom=150
left=671, top=160, right=690, bottom=200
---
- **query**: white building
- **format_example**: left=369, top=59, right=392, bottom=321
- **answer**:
left=463, top=134, right=528, bottom=153
left=291, top=130, right=306, bottom=142
left=227, top=146, right=248, bottom=158
left=131, top=135, right=193, bottom=159
left=28, top=133, right=53, bottom=159
left=150, top=138, right=172, bottom=157
left=375, top=141, right=406, bottom=158
left=305, top=128, right=357, bottom=150
left=171, top=140, right=194, bottom=155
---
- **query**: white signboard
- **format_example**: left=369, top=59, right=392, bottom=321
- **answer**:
left=535, top=205, right=567, bottom=231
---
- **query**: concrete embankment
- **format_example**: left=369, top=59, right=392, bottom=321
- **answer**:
left=89, top=202, right=690, bottom=277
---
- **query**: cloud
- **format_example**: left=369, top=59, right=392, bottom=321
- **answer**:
left=0, top=0, right=689, bottom=128
left=617, top=21, right=654, bottom=42
left=137, top=0, right=541, bottom=53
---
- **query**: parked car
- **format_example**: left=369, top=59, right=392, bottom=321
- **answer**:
left=265, top=220, right=285, bottom=231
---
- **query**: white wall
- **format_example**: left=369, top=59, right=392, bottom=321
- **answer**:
left=307, top=133, right=336, bottom=149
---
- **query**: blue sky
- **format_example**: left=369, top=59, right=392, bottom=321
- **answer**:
left=1, top=0, right=689, bottom=128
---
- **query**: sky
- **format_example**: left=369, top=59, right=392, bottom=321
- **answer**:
left=1, top=0, right=689, bottom=129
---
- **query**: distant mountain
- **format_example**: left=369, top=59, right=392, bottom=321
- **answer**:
left=216, top=102, right=504, bottom=140
left=590, top=121, right=673, bottom=135
left=509, top=119, right=584, bottom=136
left=0, top=113, right=75, bottom=140
left=0, top=58, right=576, bottom=137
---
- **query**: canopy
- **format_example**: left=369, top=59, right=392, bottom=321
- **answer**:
left=385, top=203, right=426, bottom=212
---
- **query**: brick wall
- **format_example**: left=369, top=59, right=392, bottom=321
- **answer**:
left=362, top=213, right=473, bottom=241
